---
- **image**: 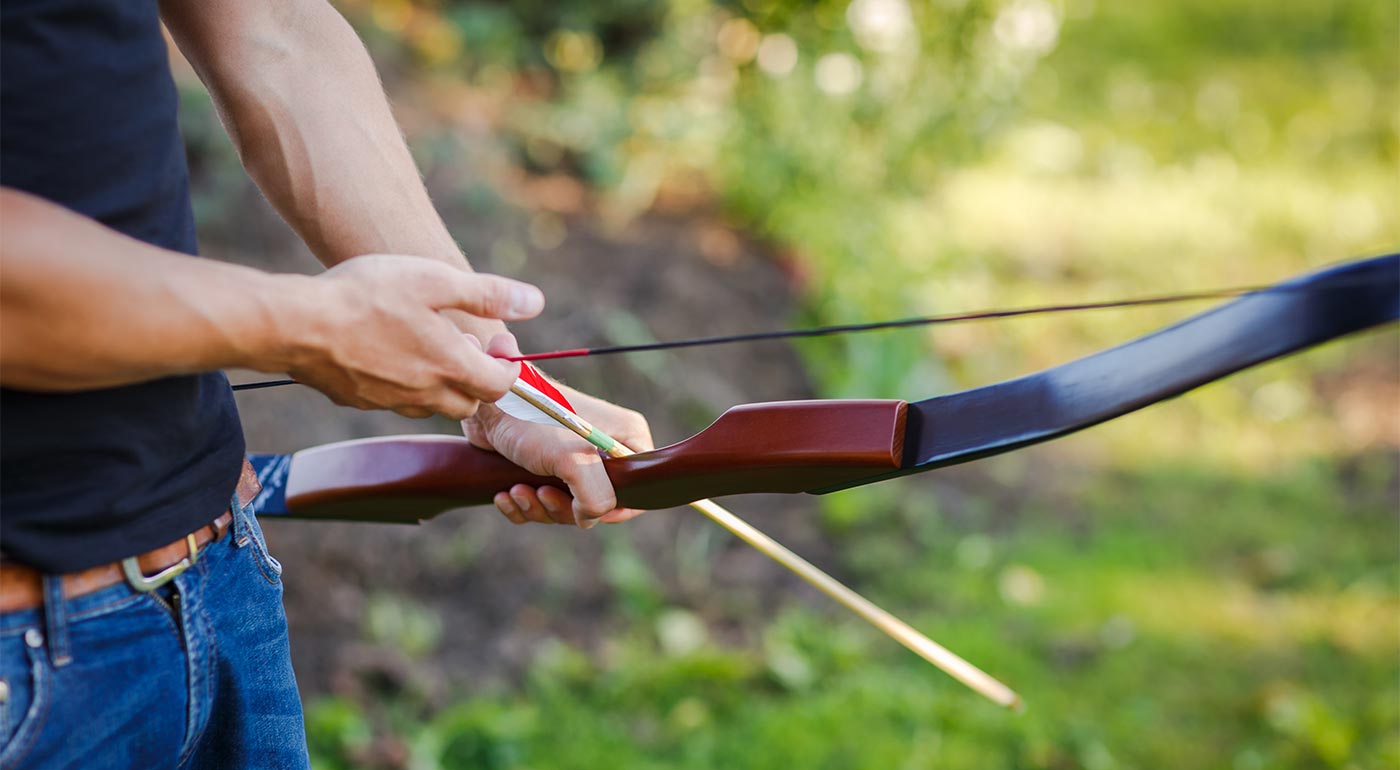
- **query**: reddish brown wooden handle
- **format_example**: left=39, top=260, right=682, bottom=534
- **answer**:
left=282, top=399, right=907, bottom=522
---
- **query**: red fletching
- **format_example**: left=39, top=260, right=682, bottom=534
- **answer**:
left=519, top=362, right=575, bottom=413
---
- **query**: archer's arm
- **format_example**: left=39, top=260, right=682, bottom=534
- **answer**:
left=0, top=188, right=296, bottom=391
left=162, top=0, right=655, bottom=523
left=0, top=188, right=537, bottom=414
left=157, top=0, right=506, bottom=340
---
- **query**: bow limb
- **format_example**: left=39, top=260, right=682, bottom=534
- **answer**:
left=831, top=250, right=1400, bottom=490
left=250, top=253, right=1398, bottom=522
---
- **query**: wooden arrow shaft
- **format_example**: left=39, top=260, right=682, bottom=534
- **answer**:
left=517, top=382, right=1021, bottom=709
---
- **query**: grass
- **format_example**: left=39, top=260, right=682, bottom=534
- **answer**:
left=306, top=449, right=1397, bottom=769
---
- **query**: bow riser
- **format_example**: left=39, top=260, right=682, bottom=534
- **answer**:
left=264, top=400, right=906, bottom=521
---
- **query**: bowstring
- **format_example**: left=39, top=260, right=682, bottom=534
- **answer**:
left=228, top=279, right=1362, bottom=392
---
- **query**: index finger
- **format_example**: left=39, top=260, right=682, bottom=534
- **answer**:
left=553, top=451, right=618, bottom=527
left=443, top=332, right=520, bottom=401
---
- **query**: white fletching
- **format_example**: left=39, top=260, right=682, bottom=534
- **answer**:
left=495, top=381, right=571, bottom=428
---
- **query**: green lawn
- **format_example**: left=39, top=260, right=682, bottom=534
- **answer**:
left=307, top=449, right=1398, bottom=769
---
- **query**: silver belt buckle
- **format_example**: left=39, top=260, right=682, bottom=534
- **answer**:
left=121, top=533, right=199, bottom=593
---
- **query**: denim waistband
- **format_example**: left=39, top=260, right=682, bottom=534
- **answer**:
left=0, top=490, right=260, bottom=636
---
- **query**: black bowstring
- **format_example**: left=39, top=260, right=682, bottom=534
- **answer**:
left=230, top=378, right=299, bottom=391
left=555, top=287, right=1258, bottom=360
left=228, top=279, right=1366, bottom=393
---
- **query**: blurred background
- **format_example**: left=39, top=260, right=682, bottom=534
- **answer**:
left=173, top=0, right=1397, bottom=767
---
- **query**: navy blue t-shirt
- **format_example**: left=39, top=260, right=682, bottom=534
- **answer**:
left=1, top=0, right=246, bottom=573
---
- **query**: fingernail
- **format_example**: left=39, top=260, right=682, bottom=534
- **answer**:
left=540, top=496, right=559, bottom=514
left=511, top=492, right=531, bottom=511
left=576, top=514, right=597, bottom=530
left=510, top=285, right=544, bottom=317
left=496, top=498, right=522, bottom=522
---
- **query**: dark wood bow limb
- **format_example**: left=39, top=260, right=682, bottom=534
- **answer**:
left=249, top=253, right=1399, bottom=522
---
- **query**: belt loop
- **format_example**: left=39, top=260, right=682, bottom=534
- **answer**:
left=230, top=490, right=252, bottom=548
left=41, top=575, right=73, bottom=668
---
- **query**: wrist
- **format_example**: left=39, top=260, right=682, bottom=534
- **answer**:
left=234, top=272, right=329, bottom=374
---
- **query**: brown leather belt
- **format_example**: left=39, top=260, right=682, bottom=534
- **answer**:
left=0, top=511, right=234, bottom=612
left=0, top=460, right=263, bottom=613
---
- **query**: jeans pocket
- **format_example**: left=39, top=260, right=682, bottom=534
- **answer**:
left=238, top=505, right=284, bottom=584
left=0, top=635, right=51, bottom=769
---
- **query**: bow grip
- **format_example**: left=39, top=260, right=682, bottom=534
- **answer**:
left=281, top=399, right=907, bottom=521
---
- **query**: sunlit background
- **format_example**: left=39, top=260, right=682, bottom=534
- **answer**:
left=174, top=0, right=1397, bottom=767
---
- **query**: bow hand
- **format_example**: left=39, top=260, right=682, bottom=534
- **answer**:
left=462, top=334, right=653, bottom=528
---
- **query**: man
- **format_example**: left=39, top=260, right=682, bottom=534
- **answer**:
left=0, top=0, right=651, bottom=766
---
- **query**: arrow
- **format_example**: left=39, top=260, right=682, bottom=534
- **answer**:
left=504, top=364, right=1023, bottom=710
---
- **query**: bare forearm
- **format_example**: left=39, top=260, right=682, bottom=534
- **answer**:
left=0, top=189, right=301, bottom=390
left=163, top=1, right=445, bottom=264
left=162, top=0, right=504, bottom=340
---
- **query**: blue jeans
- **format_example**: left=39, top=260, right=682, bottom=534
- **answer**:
left=0, top=496, right=310, bottom=769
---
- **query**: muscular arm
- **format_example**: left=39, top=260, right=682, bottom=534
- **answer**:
left=159, top=0, right=652, bottom=522
left=0, top=189, right=296, bottom=390
left=0, top=189, right=537, bottom=414
left=158, top=0, right=500, bottom=337
left=161, top=5, right=478, bottom=268
left=159, top=0, right=451, bottom=263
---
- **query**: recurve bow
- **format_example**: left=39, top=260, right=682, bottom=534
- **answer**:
left=247, top=253, right=1398, bottom=521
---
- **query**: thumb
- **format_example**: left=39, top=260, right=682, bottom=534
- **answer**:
left=427, top=271, right=545, bottom=321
